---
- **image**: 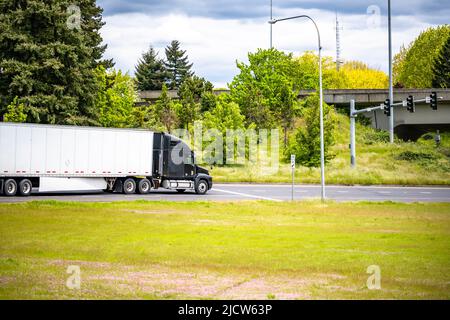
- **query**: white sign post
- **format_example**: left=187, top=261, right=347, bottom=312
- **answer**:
left=291, top=155, right=295, bottom=201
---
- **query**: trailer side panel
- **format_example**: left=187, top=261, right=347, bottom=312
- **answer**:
left=0, top=123, right=154, bottom=178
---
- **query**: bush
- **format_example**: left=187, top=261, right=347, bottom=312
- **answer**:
left=395, top=151, right=437, bottom=161
left=363, top=130, right=390, bottom=144
left=2, top=97, right=27, bottom=123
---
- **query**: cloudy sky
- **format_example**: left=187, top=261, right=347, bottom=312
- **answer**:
left=97, top=0, right=449, bottom=88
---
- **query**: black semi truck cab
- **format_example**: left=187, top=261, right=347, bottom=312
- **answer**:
left=152, top=133, right=212, bottom=194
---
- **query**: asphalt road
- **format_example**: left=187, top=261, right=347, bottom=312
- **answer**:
left=0, top=183, right=449, bottom=203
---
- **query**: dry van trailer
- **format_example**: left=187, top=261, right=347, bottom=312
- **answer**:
left=0, top=122, right=212, bottom=196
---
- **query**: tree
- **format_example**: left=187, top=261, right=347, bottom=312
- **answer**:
left=285, top=94, right=337, bottom=167
left=432, top=35, right=450, bottom=88
left=164, top=40, right=193, bottom=89
left=393, top=44, right=408, bottom=87
left=177, top=75, right=214, bottom=113
left=93, top=66, right=137, bottom=128
left=229, top=48, right=298, bottom=142
left=338, top=61, right=388, bottom=89
left=155, top=84, right=178, bottom=132
left=2, top=97, right=27, bottom=122
left=177, top=84, right=199, bottom=129
left=294, top=52, right=387, bottom=89
left=293, top=51, right=342, bottom=89
left=177, top=76, right=213, bottom=128
left=178, top=76, right=213, bottom=103
left=131, top=104, right=164, bottom=130
left=394, top=25, right=450, bottom=88
left=0, top=0, right=113, bottom=124
left=202, top=94, right=246, bottom=164
left=203, top=94, right=245, bottom=133
left=200, top=91, right=217, bottom=113
left=135, top=46, right=168, bottom=91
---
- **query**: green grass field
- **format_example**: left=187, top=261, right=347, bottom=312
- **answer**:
left=210, top=115, right=450, bottom=185
left=1, top=200, right=449, bottom=299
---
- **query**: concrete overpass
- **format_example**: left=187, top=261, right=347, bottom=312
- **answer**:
left=138, top=88, right=450, bottom=140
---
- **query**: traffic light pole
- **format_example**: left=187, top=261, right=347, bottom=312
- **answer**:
left=351, top=96, right=440, bottom=116
left=350, top=99, right=356, bottom=168
left=349, top=94, right=442, bottom=167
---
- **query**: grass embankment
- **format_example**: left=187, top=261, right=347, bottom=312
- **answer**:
left=1, top=200, right=449, bottom=299
left=211, top=114, right=450, bottom=185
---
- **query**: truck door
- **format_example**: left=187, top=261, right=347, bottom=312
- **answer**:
left=184, top=150, right=196, bottom=177
left=163, top=135, right=183, bottom=178
left=162, top=134, right=196, bottom=178
left=153, top=133, right=163, bottom=178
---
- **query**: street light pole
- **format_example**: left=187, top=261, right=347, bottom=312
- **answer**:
left=269, top=15, right=326, bottom=201
left=388, top=0, right=394, bottom=143
left=270, top=0, right=273, bottom=48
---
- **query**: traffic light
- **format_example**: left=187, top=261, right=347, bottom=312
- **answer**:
left=430, top=92, right=438, bottom=110
left=406, top=95, right=415, bottom=113
left=383, top=99, right=390, bottom=117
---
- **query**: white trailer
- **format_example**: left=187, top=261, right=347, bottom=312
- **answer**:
left=0, top=122, right=212, bottom=196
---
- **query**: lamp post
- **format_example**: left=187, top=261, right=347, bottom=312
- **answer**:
left=269, top=15, right=325, bottom=201
left=388, top=0, right=394, bottom=143
left=270, top=0, right=273, bottom=48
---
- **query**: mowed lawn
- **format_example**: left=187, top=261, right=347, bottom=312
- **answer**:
left=0, top=200, right=449, bottom=299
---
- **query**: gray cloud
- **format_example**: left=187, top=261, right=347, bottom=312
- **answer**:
left=98, top=0, right=450, bottom=24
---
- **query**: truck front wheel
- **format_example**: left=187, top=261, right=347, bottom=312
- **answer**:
left=18, top=179, right=32, bottom=197
left=4, top=179, right=17, bottom=197
left=195, top=180, right=209, bottom=195
left=123, top=178, right=136, bottom=194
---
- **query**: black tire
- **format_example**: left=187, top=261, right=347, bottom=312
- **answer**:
left=4, top=179, right=17, bottom=197
left=18, top=179, right=32, bottom=197
left=123, top=178, right=136, bottom=194
left=195, top=180, right=209, bottom=195
left=176, top=189, right=186, bottom=193
left=137, top=178, right=151, bottom=194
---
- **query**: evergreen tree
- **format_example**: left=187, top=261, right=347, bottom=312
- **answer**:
left=155, top=84, right=178, bottom=132
left=177, top=84, right=199, bottom=129
left=135, top=46, right=167, bottom=91
left=0, top=0, right=112, bottom=124
left=164, top=40, right=193, bottom=89
left=176, top=75, right=212, bottom=128
left=432, top=35, right=450, bottom=88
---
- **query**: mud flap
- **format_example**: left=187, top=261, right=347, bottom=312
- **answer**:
left=113, top=179, right=123, bottom=193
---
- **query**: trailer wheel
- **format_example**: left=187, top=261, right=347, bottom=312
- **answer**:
left=195, top=179, right=208, bottom=195
left=123, top=178, right=136, bottom=194
left=4, top=179, right=17, bottom=197
left=137, top=179, right=151, bottom=194
left=18, top=179, right=32, bottom=197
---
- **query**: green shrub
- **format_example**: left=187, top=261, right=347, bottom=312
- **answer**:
left=2, top=97, right=27, bottom=123
left=395, top=150, right=437, bottom=161
left=363, top=130, right=390, bottom=144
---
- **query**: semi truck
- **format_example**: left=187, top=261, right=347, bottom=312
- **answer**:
left=0, top=122, right=212, bottom=196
